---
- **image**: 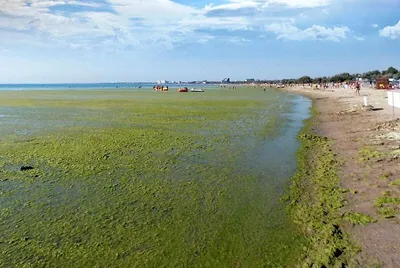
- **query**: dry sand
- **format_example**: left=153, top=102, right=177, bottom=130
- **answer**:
left=284, top=86, right=400, bottom=267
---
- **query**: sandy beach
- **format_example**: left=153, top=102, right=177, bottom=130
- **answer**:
left=284, top=85, right=400, bottom=267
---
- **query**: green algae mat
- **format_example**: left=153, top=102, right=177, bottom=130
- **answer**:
left=0, top=88, right=310, bottom=267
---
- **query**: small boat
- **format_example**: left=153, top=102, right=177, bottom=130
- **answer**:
left=178, top=87, right=188, bottom=92
left=190, top=88, right=204, bottom=92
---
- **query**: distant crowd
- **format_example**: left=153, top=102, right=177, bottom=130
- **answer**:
left=220, top=80, right=400, bottom=91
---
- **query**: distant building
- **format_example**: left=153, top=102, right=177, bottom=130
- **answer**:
left=245, top=78, right=255, bottom=83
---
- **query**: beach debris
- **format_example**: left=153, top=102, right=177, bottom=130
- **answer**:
left=361, top=105, right=376, bottom=111
left=376, top=132, right=400, bottom=141
left=20, top=165, right=34, bottom=171
left=336, top=104, right=379, bottom=115
left=372, top=118, right=400, bottom=131
left=390, top=149, right=400, bottom=157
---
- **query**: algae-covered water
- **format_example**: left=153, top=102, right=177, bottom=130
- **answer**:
left=0, top=87, right=310, bottom=267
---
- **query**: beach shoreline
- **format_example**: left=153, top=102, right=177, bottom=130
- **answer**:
left=284, top=85, right=400, bottom=267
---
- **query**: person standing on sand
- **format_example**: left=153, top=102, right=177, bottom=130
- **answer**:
left=355, top=81, right=361, bottom=95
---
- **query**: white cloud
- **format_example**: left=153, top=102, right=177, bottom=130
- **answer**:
left=0, top=0, right=253, bottom=45
left=225, top=36, right=251, bottom=43
left=0, top=29, right=53, bottom=48
left=0, top=0, right=348, bottom=50
left=372, top=24, right=379, bottom=28
left=262, top=0, right=333, bottom=8
left=108, top=0, right=197, bottom=21
left=197, top=35, right=215, bottom=44
left=204, top=1, right=260, bottom=12
left=266, top=22, right=349, bottom=41
left=380, top=21, right=400, bottom=39
left=66, top=1, right=102, bottom=8
left=205, top=0, right=333, bottom=12
left=0, top=0, right=101, bottom=16
left=355, top=36, right=365, bottom=41
left=299, top=12, right=308, bottom=19
left=0, top=15, right=33, bottom=31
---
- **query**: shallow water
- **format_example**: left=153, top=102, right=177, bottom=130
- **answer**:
left=0, top=83, right=218, bottom=91
left=0, top=88, right=310, bottom=267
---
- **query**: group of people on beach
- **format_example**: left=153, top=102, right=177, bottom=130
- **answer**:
left=219, top=81, right=367, bottom=96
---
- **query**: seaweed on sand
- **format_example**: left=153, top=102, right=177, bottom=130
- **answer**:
left=283, top=105, right=360, bottom=267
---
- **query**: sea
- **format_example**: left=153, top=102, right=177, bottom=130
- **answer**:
left=0, top=87, right=311, bottom=267
left=0, top=83, right=219, bottom=91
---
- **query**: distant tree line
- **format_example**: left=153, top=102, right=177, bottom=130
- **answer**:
left=231, top=66, right=399, bottom=84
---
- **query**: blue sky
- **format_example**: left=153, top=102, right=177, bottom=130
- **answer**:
left=0, top=0, right=399, bottom=83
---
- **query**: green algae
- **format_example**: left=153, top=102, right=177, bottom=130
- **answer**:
left=0, top=88, right=309, bottom=267
left=378, top=173, right=391, bottom=180
left=375, top=196, right=400, bottom=218
left=284, top=104, right=359, bottom=267
left=389, top=179, right=400, bottom=187
left=344, top=212, right=377, bottom=226
left=358, top=147, right=384, bottom=162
